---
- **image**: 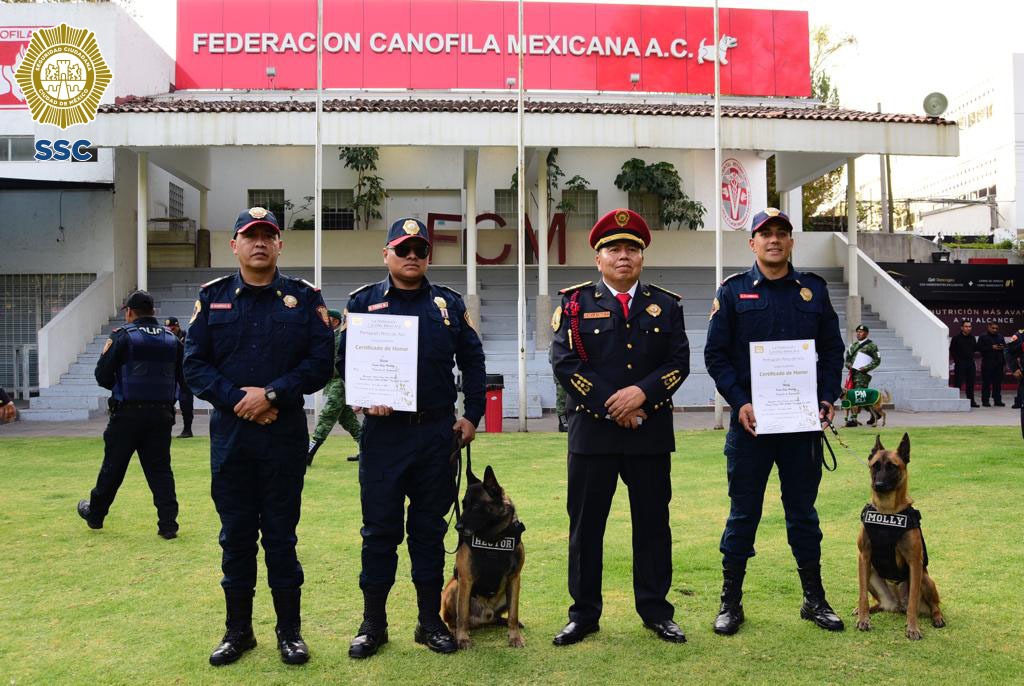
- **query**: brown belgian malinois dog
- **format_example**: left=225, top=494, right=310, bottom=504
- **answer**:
left=441, top=462, right=526, bottom=649
left=856, top=433, right=946, bottom=640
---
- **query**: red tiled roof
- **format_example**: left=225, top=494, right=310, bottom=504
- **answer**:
left=100, top=97, right=953, bottom=125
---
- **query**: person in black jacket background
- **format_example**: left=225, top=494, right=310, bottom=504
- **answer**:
left=950, top=321, right=980, bottom=408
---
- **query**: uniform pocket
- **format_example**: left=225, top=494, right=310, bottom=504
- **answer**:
left=735, top=299, right=770, bottom=338
left=425, top=311, right=458, bottom=358
left=794, top=299, right=824, bottom=339
left=208, top=310, right=240, bottom=358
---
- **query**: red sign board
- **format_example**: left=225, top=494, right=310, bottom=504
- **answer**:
left=0, top=26, right=39, bottom=109
left=176, top=0, right=809, bottom=96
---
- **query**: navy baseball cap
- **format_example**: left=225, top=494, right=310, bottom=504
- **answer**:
left=750, top=207, right=793, bottom=234
left=121, top=290, right=154, bottom=311
left=233, top=207, right=281, bottom=237
left=164, top=316, right=180, bottom=326
left=386, top=217, right=430, bottom=248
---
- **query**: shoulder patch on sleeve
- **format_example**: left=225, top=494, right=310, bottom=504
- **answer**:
left=437, top=284, right=463, bottom=297
left=349, top=283, right=374, bottom=297
left=647, top=283, right=682, bottom=301
left=721, top=272, right=745, bottom=285
left=200, top=274, right=230, bottom=289
left=558, top=280, right=593, bottom=295
left=289, top=276, right=320, bottom=292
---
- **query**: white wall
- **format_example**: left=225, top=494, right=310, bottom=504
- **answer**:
left=112, top=148, right=139, bottom=301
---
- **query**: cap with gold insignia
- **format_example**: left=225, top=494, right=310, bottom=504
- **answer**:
left=386, top=217, right=430, bottom=248
left=750, top=207, right=793, bottom=235
left=589, top=208, right=652, bottom=250
left=233, top=207, right=281, bottom=237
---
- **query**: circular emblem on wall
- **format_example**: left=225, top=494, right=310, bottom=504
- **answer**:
left=720, top=158, right=751, bottom=230
left=14, top=23, right=111, bottom=128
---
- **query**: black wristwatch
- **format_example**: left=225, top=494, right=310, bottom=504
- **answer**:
left=264, top=386, right=278, bottom=404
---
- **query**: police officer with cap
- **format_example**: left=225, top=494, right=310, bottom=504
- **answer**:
left=184, top=207, right=334, bottom=667
left=339, top=217, right=485, bottom=659
left=1005, top=328, right=1024, bottom=438
left=550, top=208, right=690, bottom=646
left=704, top=207, right=845, bottom=636
left=165, top=316, right=195, bottom=437
left=77, top=290, right=182, bottom=539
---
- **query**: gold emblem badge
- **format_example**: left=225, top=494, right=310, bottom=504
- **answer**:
left=340, top=308, right=349, bottom=332
left=800, top=287, right=813, bottom=302
left=189, top=299, right=202, bottom=324
left=283, top=295, right=298, bottom=308
left=709, top=297, right=720, bottom=321
left=249, top=207, right=268, bottom=219
left=101, top=337, right=113, bottom=355
left=764, top=207, right=781, bottom=217
left=316, top=305, right=330, bottom=327
left=14, top=23, right=112, bottom=128
left=646, top=304, right=662, bottom=317
left=550, top=306, right=562, bottom=332
left=403, top=219, right=421, bottom=235
left=614, top=210, right=630, bottom=227
left=464, top=309, right=477, bottom=331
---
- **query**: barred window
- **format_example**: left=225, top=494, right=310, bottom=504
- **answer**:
left=628, top=192, right=662, bottom=230
left=168, top=182, right=184, bottom=218
left=323, top=189, right=355, bottom=230
left=247, top=189, right=285, bottom=227
left=495, top=189, right=518, bottom=223
left=562, top=189, right=598, bottom=230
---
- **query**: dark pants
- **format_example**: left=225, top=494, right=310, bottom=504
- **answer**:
left=953, top=360, right=977, bottom=402
left=981, top=362, right=1003, bottom=404
left=89, top=406, right=178, bottom=532
left=211, top=456, right=306, bottom=592
left=566, top=451, right=673, bottom=625
left=720, top=426, right=823, bottom=568
left=357, top=413, right=455, bottom=590
left=178, top=388, right=193, bottom=428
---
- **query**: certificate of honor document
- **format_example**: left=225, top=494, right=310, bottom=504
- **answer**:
left=852, top=351, right=873, bottom=371
left=345, top=313, right=418, bottom=412
left=750, top=339, right=820, bottom=435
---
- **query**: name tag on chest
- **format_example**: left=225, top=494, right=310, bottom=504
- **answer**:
left=470, top=536, right=516, bottom=551
left=583, top=311, right=610, bottom=319
left=864, top=512, right=907, bottom=528
left=739, top=293, right=760, bottom=300
left=210, top=303, right=233, bottom=310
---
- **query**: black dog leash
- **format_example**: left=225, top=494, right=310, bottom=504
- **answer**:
left=821, top=421, right=870, bottom=471
left=445, top=434, right=468, bottom=554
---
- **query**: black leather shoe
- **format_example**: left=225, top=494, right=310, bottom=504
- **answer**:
left=982, top=402, right=991, bottom=407
left=349, top=625, right=388, bottom=659
left=414, top=623, right=457, bottom=654
left=552, top=621, right=599, bottom=646
left=209, top=629, right=257, bottom=666
left=178, top=429, right=193, bottom=438
left=276, top=626, right=310, bottom=665
left=644, top=619, right=687, bottom=643
left=800, top=598, right=845, bottom=631
left=994, top=402, right=1006, bottom=407
left=76, top=500, right=102, bottom=529
left=714, top=602, right=744, bottom=635
left=970, top=402, right=981, bottom=408
left=158, top=529, right=177, bottom=540
left=347, top=453, right=360, bottom=462
left=713, top=565, right=746, bottom=635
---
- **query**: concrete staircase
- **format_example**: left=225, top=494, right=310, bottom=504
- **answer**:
left=23, top=265, right=968, bottom=420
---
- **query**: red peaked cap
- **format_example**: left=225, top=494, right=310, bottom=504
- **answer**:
left=588, top=208, right=652, bottom=250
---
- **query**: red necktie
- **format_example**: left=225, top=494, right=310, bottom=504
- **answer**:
left=616, top=292, right=631, bottom=319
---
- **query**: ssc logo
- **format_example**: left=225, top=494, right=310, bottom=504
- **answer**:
left=720, top=158, right=750, bottom=230
left=14, top=23, right=111, bottom=128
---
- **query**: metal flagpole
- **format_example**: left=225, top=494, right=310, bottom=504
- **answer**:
left=516, top=0, right=527, bottom=431
left=314, top=0, right=324, bottom=414
left=712, top=0, right=725, bottom=430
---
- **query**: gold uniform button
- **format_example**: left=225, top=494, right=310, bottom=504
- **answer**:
left=627, top=363, right=633, bottom=369
left=654, top=327, right=660, bottom=333
left=627, top=343, right=633, bottom=349
left=626, top=323, right=631, bottom=328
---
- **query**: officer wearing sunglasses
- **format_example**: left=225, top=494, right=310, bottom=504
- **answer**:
left=339, top=217, right=486, bottom=658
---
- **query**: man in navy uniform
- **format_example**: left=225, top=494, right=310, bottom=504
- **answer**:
left=550, top=208, right=690, bottom=646
left=1006, top=328, right=1024, bottom=438
left=339, top=218, right=485, bottom=659
left=77, top=290, right=181, bottom=539
left=165, top=316, right=195, bottom=436
left=704, top=207, right=845, bottom=636
left=977, top=321, right=1006, bottom=407
left=184, top=208, right=334, bottom=667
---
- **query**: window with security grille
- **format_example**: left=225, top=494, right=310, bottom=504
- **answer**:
left=562, top=189, right=598, bottom=230
left=323, top=189, right=355, bottom=230
left=495, top=189, right=518, bottom=224
left=247, top=189, right=285, bottom=227
left=1, top=136, right=35, bottom=161
left=628, top=192, right=663, bottom=230
left=169, top=182, right=184, bottom=218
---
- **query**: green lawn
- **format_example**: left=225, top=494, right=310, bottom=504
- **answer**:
left=1, top=427, right=1021, bottom=685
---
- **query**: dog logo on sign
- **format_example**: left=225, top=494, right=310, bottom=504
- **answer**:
left=721, top=158, right=750, bottom=230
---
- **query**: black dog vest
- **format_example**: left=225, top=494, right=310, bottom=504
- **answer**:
left=860, top=504, right=929, bottom=582
left=459, top=521, right=526, bottom=598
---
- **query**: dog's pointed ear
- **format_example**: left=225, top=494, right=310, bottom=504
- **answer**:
left=898, top=432, right=910, bottom=464
left=466, top=463, right=481, bottom=485
left=483, top=465, right=500, bottom=493
left=872, top=434, right=884, bottom=456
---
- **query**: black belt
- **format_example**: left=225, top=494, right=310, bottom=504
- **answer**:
left=110, top=400, right=174, bottom=410
left=382, top=407, right=453, bottom=425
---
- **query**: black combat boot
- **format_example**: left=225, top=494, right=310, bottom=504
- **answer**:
left=349, top=586, right=390, bottom=659
left=306, top=438, right=323, bottom=466
left=713, top=564, right=746, bottom=635
left=272, top=587, right=310, bottom=665
left=209, top=590, right=257, bottom=666
left=797, top=564, right=844, bottom=631
left=413, top=580, right=457, bottom=654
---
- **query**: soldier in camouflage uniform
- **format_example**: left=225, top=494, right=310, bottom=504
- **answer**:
left=843, top=324, right=881, bottom=427
left=307, top=309, right=362, bottom=464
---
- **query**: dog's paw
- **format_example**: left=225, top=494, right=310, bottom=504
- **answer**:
left=508, top=633, right=526, bottom=648
left=932, top=616, right=946, bottom=629
left=456, top=635, right=473, bottom=650
left=856, top=619, right=871, bottom=632
left=905, top=626, right=922, bottom=640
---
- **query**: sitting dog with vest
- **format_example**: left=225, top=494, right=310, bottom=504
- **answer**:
left=856, top=433, right=945, bottom=640
left=441, top=462, right=526, bottom=649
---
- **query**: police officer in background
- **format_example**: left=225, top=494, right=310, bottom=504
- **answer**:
left=705, top=208, right=846, bottom=636
left=1005, top=328, right=1024, bottom=438
left=184, top=208, right=334, bottom=667
left=339, top=218, right=485, bottom=659
left=0, top=387, right=16, bottom=422
left=164, top=316, right=195, bottom=436
left=949, top=321, right=980, bottom=408
left=77, top=290, right=181, bottom=539
left=550, top=209, right=690, bottom=646
left=977, top=321, right=1006, bottom=407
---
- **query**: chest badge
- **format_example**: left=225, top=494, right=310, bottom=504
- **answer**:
left=800, top=287, right=813, bottom=302
left=316, top=305, right=330, bottom=327
left=550, top=306, right=562, bottom=332
left=434, top=296, right=450, bottom=325
left=189, top=299, right=202, bottom=324
left=709, top=297, right=720, bottom=321
left=283, top=295, right=298, bottom=308
left=645, top=304, right=662, bottom=317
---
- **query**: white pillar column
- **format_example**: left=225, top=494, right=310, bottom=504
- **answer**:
left=464, top=148, right=481, bottom=337
left=787, top=187, right=803, bottom=231
left=535, top=148, right=552, bottom=350
left=846, top=157, right=862, bottom=343
left=137, top=151, right=149, bottom=292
